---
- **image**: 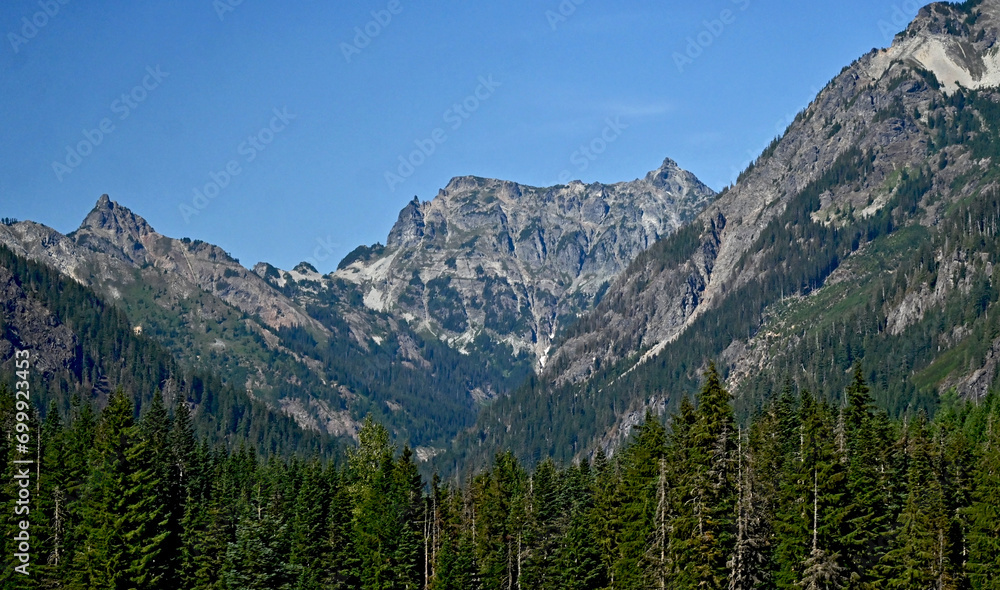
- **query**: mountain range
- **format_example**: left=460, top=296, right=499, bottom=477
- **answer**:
left=0, top=157, right=714, bottom=457
left=3, top=0, right=1000, bottom=473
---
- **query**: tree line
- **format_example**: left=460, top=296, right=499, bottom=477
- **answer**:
left=2, top=363, right=999, bottom=589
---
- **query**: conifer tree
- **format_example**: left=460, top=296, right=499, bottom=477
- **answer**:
left=840, top=367, right=891, bottom=588
left=349, top=417, right=404, bottom=590
left=880, top=413, right=951, bottom=590
left=223, top=509, right=295, bottom=590
left=729, top=426, right=773, bottom=590
left=472, top=450, right=527, bottom=590
left=684, top=362, right=738, bottom=590
left=797, top=470, right=846, bottom=590
left=431, top=483, right=478, bottom=590
left=658, top=395, right=700, bottom=589
left=137, top=390, right=180, bottom=589
left=774, top=390, right=846, bottom=590
left=71, top=388, right=169, bottom=590
left=289, top=459, right=331, bottom=590
left=555, top=461, right=605, bottom=590
left=392, top=446, right=427, bottom=590
left=328, top=465, right=360, bottom=589
left=589, top=446, right=620, bottom=587
left=36, top=401, right=69, bottom=587
left=613, top=410, right=665, bottom=589
left=966, top=414, right=1000, bottom=590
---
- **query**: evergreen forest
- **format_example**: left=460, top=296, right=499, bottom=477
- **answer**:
left=3, top=365, right=999, bottom=590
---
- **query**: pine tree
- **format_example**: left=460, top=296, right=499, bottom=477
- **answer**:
left=58, top=395, right=96, bottom=589
left=880, top=413, right=951, bottom=590
left=328, top=465, right=360, bottom=589
left=521, top=458, right=562, bottom=590
left=683, top=362, right=738, bottom=590
left=170, top=396, right=199, bottom=496
left=613, top=410, right=666, bottom=590
left=964, top=414, right=1000, bottom=590
left=431, top=483, right=478, bottom=590
left=648, top=456, right=671, bottom=590
left=773, top=390, right=846, bottom=590
left=471, top=450, right=527, bottom=590
left=797, top=471, right=846, bottom=590
left=137, top=390, right=180, bottom=589
left=349, top=416, right=404, bottom=590
left=224, top=509, right=296, bottom=590
left=555, top=461, right=605, bottom=590
left=36, top=401, right=69, bottom=587
left=182, top=444, right=231, bottom=590
left=655, top=395, right=699, bottom=589
left=70, top=388, right=169, bottom=590
left=840, top=367, right=891, bottom=588
left=589, top=446, right=620, bottom=588
left=392, top=446, right=427, bottom=590
left=729, top=426, right=773, bottom=590
left=289, top=459, right=331, bottom=590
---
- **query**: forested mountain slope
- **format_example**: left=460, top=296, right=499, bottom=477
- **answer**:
left=0, top=243, right=332, bottom=455
left=455, top=0, right=1000, bottom=470
left=0, top=199, right=532, bottom=450
left=0, top=154, right=711, bottom=453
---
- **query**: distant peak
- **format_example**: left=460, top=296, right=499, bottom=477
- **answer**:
left=658, top=157, right=679, bottom=170
left=643, top=158, right=680, bottom=183
left=444, top=175, right=486, bottom=193
left=76, top=195, right=155, bottom=244
left=293, top=261, right=319, bottom=275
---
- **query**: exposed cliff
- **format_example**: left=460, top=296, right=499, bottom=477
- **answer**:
left=331, top=159, right=715, bottom=363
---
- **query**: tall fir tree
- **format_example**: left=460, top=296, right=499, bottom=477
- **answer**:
left=392, top=446, right=427, bottom=590
left=879, top=413, right=952, bottom=590
left=773, top=390, right=847, bottom=590
left=965, top=413, right=1000, bottom=590
left=70, top=388, right=169, bottom=590
left=289, top=459, right=332, bottom=590
left=840, top=367, right=891, bottom=589
left=613, top=410, right=666, bottom=590
left=683, top=362, right=738, bottom=590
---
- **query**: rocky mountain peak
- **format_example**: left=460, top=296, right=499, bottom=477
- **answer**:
left=644, top=156, right=679, bottom=180
left=386, top=196, right=426, bottom=249
left=78, top=194, right=153, bottom=237
left=73, top=195, right=156, bottom=265
left=334, top=159, right=716, bottom=362
left=643, top=157, right=708, bottom=194
left=443, top=175, right=485, bottom=193
left=495, top=0, right=1000, bottom=461
left=864, top=0, right=1000, bottom=93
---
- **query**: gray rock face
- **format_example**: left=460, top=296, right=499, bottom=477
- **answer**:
left=334, top=159, right=715, bottom=362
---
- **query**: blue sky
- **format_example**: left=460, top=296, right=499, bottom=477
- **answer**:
left=1, top=0, right=922, bottom=272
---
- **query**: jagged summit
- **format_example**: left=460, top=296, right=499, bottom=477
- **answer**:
left=644, top=157, right=709, bottom=193
left=79, top=194, right=152, bottom=233
left=334, top=159, right=716, bottom=361
left=866, top=0, right=1000, bottom=93
left=73, top=195, right=155, bottom=265
left=4, top=194, right=320, bottom=333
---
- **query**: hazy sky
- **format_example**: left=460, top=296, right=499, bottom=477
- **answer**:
left=1, top=0, right=922, bottom=272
